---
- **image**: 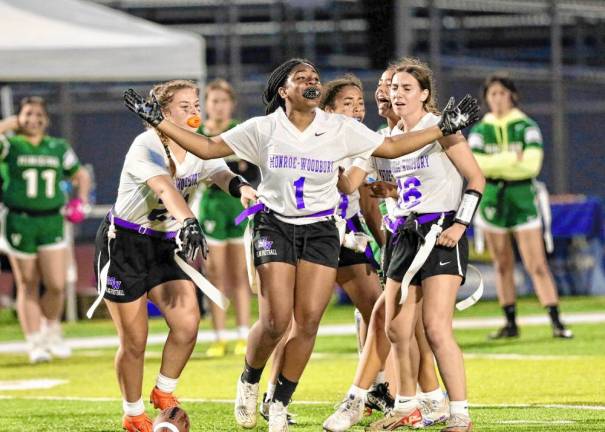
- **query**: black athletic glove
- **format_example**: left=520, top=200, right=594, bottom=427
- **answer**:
left=123, top=89, right=164, bottom=127
left=177, top=218, right=208, bottom=261
left=438, top=94, right=480, bottom=136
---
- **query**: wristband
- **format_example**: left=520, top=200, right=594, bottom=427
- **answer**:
left=228, top=175, right=250, bottom=198
left=454, top=189, right=482, bottom=226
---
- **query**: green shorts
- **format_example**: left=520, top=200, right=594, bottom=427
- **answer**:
left=477, top=179, right=541, bottom=232
left=199, top=187, right=247, bottom=244
left=3, top=210, right=65, bottom=257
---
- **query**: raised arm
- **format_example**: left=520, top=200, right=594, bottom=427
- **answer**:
left=0, top=116, right=19, bottom=136
left=372, top=95, right=479, bottom=159
left=124, top=89, right=234, bottom=160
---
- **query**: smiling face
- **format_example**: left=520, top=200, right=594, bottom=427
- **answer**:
left=375, top=68, right=395, bottom=118
left=163, top=87, right=200, bottom=131
left=205, top=88, right=234, bottom=123
left=18, top=103, right=49, bottom=137
left=485, top=81, right=515, bottom=116
left=279, top=63, right=322, bottom=111
left=324, top=85, right=365, bottom=122
left=390, top=71, right=429, bottom=120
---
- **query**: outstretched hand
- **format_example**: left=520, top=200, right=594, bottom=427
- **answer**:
left=123, top=89, right=164, bottom=127
left=177, top=218, right=209, bottom=261
left=438, top=94, right=480, bottom=136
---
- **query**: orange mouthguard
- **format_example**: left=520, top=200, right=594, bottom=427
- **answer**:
left=187, top=115, right=201, bottom=128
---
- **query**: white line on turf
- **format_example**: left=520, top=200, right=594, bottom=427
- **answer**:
left=0, top=379, right=68, bottom=391
left=0, top=311, right=603, bottom=354
left=497, top=420, right=576, bottom=424
left=0, top=395, right=604, bottom=411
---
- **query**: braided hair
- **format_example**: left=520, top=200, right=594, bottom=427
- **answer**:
left=149, top=80, right=199, bottom=177
left=262, top=58, right=318, bottom=115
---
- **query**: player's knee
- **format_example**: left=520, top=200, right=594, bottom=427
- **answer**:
left=295, top=316, right=322, bottom=339
left=120, top=336, right=147, bottom=359
left=527, top=260, right=549, bottom=278
left=261, top=315, right=289, bottom=341
left=386, top=320, right=412, bottom=345
left=423, top=322, right=450, bottom=350
left=170, top=318, right=200, bottom=346
left=493, top=256, right=514, bottom=275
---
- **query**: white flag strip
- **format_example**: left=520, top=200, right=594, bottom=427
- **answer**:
left=174, top=253, right=230, bottom=310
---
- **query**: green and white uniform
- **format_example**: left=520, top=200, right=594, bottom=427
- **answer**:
left=197, top=120, right=248, bottom=244
left=0, top=134, right=80, bottom=257
left=468, top=108, right=544, bottom=232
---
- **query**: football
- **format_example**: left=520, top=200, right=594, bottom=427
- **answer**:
left=153, top=407, right=190, bottom=432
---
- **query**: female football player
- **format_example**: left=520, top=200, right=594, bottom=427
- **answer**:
left=124, top=58, right=479, bottom=431
left=0, top=97, right=90, bottom=364
left=97, top=80, right=256, bottom=432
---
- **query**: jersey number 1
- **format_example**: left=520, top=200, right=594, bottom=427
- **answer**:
left=293, top=176, right=306, bottom=209
left=22, top=168, right=56, bottom=199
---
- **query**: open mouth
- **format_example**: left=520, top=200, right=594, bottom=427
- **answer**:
left=353, top=116, right=363, bottom=122
left=303, top=87, right=321, bottom=99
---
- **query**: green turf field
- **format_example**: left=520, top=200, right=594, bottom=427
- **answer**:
left=1, top=296, right=604, bottom=431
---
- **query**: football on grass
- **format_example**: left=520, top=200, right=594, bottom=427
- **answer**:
left=153, top=407, right=190, bottom=432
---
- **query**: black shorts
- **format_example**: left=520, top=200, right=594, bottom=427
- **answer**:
left=252, top=210, right=341, bottom=269
left=94, top=218, right=190, bottom=303
left=338, top=214, right=374, bottom=268
left=385, top=213, right=468, bottom=284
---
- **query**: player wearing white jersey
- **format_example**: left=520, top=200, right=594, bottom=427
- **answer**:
left=124, top=58, right=479, bottom=431
left=362, top=59, right=485, bottom=432
left=325, top=66, right=448, bottom=431
left=96, top=80, right=256, bottom=432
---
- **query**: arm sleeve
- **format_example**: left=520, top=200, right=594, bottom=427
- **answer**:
left=344, top=118, right=386, bottom=160
left=220, top=117, right=261, bottom=166
left=473, top=152, right=519, bottom=178
left=524, top=121, right=543, bottom=150
left=509, top=147, right=543, bottom=179
left=125, top=139, right=171, bottom=184
left=468, top=131, right=486, bottom=154
left=352, top=157, right=374, bottom=175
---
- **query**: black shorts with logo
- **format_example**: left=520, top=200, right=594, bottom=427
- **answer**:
left=338, top=214, right=374, bottom=268
left=94, top=218, right=190, bottom=303
left=252, top=210, right=341, bottom=269
left=384, top=213, right=468, bottom=285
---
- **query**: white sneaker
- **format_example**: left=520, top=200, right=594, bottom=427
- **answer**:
left=28, top=345, right=51, bottom=364
left=44, top=325, right=72, bottom=359
left=323, top=394, right=365, bottom=432
left=419, top=396, right=450, bottom=427
left=234, top=378, right=259, bottom=428
left=268, top=401, right=289, bottom=432
left=27, top=333, right=51, bottom=364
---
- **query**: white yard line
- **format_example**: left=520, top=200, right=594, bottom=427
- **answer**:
left=0, top=394, right=604, bottom=412
left=1, top=312, right=604, bottom=354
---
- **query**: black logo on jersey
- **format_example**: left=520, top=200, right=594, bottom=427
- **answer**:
left=315, top=131, right=327, bottom=136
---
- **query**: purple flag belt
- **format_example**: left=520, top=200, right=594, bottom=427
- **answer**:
left=109, top=213, right=178, bottom=240
left=389, top=211, right=455, bottom=233
left=235, top=203, right=334, bottom=226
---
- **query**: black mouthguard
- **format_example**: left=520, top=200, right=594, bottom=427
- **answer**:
left=303, top=87, right=321, bottom=99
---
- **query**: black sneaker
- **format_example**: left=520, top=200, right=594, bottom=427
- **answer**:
left=488, top=325, right=519, bottom=339
left=259, top=393, right=296, bottom=425
left=365, top=382, right=395, bottom=414
left=553, top=324, right=574, bottom=339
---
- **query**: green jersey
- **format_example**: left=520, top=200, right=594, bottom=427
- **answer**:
left=0, top=134, right=80, bottom=211
left=468, top=108, right=544, bottom=181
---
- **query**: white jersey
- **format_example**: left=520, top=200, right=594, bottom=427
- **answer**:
left=391, top=113, right=463, bottom=217
left=113, top=129, right=229, bottom=232
left=221, top=107, right=384, bottom=225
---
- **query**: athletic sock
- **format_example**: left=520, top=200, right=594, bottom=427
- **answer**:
left=420, top=387, right=444, bottom=401
left=347, top=384, right=368, bottom=401
left=215, top=329, right=226, bottom=342
left=123, top=398, right=145, bottom=416
left=273, top=373, right=298, bottom=406
left=265, top=382, right=276, bottom=401
left=374, top=371, right=386, bottom=385
left=450, top=400, right=469, bottom=417
left=237, top=326, right=250, bottom=340
left=394, top=395, right=418, bottom=412
left=546, top=304, right=563, bottom=328
left=156, top=373, right=178, bottom=393
left=502, top=303, right=517, bottom=327
left=241, top=359, right=264, bottom=384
